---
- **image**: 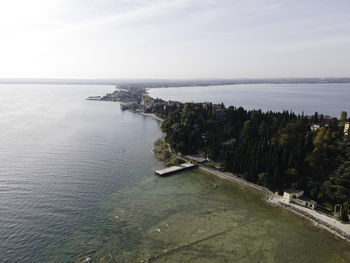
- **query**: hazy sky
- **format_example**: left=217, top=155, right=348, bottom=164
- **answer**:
left=1, top=0, right=350, bottom=79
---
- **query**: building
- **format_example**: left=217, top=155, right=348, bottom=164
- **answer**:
left=295, top=196, right=317, bottom=210
left=344, top=122, right=350, bottom=136
left=283, top=189, right=316, bottom=210
left=283, top=189, right=304, bottom=202
left=120, top=102, right=139, bottom=111
left=311, top=124, right=320, bottom=131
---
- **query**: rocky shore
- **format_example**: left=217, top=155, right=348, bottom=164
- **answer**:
left=264, top=195, right=350, bottom=242
left=198, top=164, right=350, bottom=243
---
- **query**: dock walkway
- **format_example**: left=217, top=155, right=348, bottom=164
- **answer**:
left=155, top=163, right=196, bottom=176
left=86, top=96, right=102, bottom=100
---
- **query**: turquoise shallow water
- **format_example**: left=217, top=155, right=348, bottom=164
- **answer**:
left=1, top=84, right=350, bottom=263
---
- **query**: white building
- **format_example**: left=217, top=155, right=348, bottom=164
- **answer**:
left=283, top=189, right=316, bottom=210
left=344, top=122, right=349, bottom=136
left=311, top=124, right=320, bottom=131
left=283, top=189, right=304, bottom=202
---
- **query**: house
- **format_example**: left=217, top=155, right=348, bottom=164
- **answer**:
left=120, top=102, right=139, bottom=111
left=344, top=122, right=350, bottom=136
left=311, top=124, right=320, bottom=131
left=283, top=189, right=304, bottom=202
left=283, top=189, right=316, bottom=210
left=296, top=196, right=317, bottom=210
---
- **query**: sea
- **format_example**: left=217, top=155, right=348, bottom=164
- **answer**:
left=1, top=84, right=350, bottom=263
left=148, top=83, right=350, bottom=117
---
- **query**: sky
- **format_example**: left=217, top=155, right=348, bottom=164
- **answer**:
left=0, top=0, right=350, bottom=79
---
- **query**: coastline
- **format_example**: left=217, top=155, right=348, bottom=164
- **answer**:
left=139, top=113, right=164, bottom=122
left=99, top=92, right=350, bottom=244
left=197, top=164, right=350, bottom=243
left=138, top=110, right=350, bottom=243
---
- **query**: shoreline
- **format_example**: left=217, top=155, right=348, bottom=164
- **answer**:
left=197, top=164, right=350, bottom=243
left=139, top=113, right=164, bottom=122
left=103, top=97, right=350, bottom=243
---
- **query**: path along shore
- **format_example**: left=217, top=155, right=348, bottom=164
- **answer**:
left=140, top=112, right=350, bottom=242
left=199, top=165, right=350, bottom=242
left=139, top=113, right=164, bottom=122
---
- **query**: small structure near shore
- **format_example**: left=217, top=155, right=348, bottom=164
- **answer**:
left=283, top=189, right=316, bottom=210
left=311, top=124, right=320, bottom=131
left=344, top=122, right=350, bottom=136
left=155, top=163, right=197, bottom=176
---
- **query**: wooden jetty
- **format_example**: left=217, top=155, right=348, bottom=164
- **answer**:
left=86, top=96, right=102, bottom=100
left=155, top=163, right=197, bottom=176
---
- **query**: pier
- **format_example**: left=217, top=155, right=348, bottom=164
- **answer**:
left=155, top=163, right=197, bottom=176
left=86, top=96, right=102, bottom=100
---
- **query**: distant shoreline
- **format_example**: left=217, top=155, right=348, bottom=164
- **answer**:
left=2, top=78, right=350, bottom=88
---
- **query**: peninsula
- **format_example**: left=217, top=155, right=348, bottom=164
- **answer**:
left=92, top=86, right=350, bottom=242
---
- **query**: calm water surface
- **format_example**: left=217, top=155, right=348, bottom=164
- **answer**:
left=1, top=84, right=350, bottom=263
left=149, top=83, right=350, bottom=117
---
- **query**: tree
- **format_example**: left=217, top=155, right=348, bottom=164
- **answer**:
left=241, top=120, right=254, bottom=138
left=154, top=100, right=348, bottom=207
left=305, top=127, right=332, bottom=179
left=340, top=202, right=349, bottom=222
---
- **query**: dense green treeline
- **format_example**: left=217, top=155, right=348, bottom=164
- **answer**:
left=153, top=102, right=350, bottom=210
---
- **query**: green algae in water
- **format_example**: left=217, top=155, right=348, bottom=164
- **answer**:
left=44, top=169, right=350, bottom=262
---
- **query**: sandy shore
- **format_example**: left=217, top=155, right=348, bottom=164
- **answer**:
left=198, top=165, right=350, bottom=242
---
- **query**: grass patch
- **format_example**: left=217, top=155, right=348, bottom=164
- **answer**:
left=154, top=139, right=183, bottom=166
